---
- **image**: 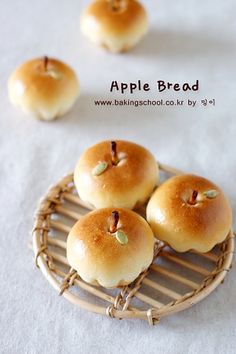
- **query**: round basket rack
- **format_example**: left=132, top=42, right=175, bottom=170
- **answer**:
left=32, top=163, right=234, bottom=326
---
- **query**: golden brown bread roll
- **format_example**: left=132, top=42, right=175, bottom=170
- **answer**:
left=81, top=0, right=148, bottom=53
left=74, top=140, right=159, bottom=209
left=8, top=56, right=79, bottom=121
left=146, top=174, right=232, bottom=253
left=67, top=208, right=155, bottom=287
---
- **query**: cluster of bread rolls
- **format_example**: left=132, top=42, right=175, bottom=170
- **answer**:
left=67, top=140, right=232, bottom=288
left=68, top=140, right=158, bottom=288
left=8, top=2, right=148, bottom=120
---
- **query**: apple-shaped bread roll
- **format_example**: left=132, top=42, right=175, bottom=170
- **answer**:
left=74, top=140, right=159, bottom=209
left=147, top=174, right=232, bottom=253
left=67, top=208, right=155, bottom=287
left=81, top=0, right=148, bottom=53
left=8, top=56, right=79, bottom=121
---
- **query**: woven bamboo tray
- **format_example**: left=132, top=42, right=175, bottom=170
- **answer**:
left=32, top=163, right=234, bottom=325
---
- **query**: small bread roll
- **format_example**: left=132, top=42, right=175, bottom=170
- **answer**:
left=81, top=0, right=148, bottom=53
left=74, top=140, right=158, bottom=209
left=67, top=208, right=155, bottom=287
left=147, top=174, right=232, bottom=253
left=8, top=57, right=79, bottom=121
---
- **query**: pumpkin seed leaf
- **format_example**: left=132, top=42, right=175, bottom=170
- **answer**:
left=92, top=162, right=108, bottom=176
left=115, top=230, right=128, bottom=245
left=203, top=190, right=219, bottom=199
left=48, top=70, right=62, bottom=79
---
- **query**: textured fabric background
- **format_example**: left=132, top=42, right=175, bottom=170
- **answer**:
left=0, top=0, right=236, bottom=353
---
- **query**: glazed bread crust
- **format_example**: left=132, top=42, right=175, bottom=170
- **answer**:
left=81, top=0, right=148, bottom=52
left=8, top=58, right=79, bottom=120
left=67, top=208, right=155, bottom=288
left=147, top=174, right=232, bottom=252
left=74, top=140, right=159, bottom=209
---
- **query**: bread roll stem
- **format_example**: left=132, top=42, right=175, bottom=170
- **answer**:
left=109, top=210, right=119, bottom=233
left=110, top=0, right=125, bottom=11
left=111, top=141, right=119, bottom=165
left=189, top=190, right=198, bottom=205
left=43, top=56, right=49, bottom=71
